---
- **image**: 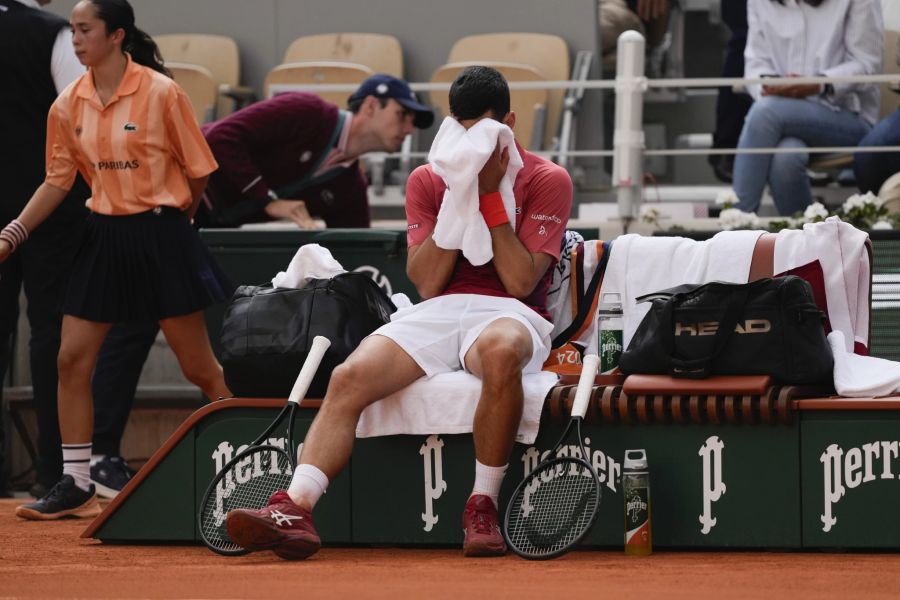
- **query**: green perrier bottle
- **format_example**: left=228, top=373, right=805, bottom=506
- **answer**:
left=598, top=292, right=623, bottom=373
left=623, top=448, right=652, bottom=556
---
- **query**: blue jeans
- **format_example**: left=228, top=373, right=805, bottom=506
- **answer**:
left=854, top=109, right=900, bottom=194
left=733, top=96, right=872, bottom=215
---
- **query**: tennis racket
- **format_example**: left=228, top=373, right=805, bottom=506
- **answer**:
left=198, top=335, right=331, bottom=556
left=504, top=353, right=602, bottom=560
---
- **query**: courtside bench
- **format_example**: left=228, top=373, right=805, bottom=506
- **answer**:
left=81, top=379, right=900, bottom=549
left=81, top=228, right=900, bottom=549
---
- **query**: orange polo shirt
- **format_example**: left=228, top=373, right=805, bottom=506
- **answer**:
left=45, top=55, right=217, bottom=215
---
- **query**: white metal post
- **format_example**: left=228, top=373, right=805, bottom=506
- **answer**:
left=613, top=30, right=646, bottom=222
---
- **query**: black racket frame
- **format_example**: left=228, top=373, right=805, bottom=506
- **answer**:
left=503, top=413, right=602, bottom=560
left=197, top=401, right=299, bottom=555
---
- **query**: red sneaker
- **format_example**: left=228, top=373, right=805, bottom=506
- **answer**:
left=462, top=494, right=506, bottom=557
left=226, top=490, right=321, bottom=560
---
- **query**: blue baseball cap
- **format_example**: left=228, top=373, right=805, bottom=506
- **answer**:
left=349, top=74, right=435, bottom=129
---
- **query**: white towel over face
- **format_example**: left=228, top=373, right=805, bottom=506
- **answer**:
left=428, top=116, right=524, bottom=266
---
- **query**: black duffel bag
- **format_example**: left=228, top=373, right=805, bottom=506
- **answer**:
left=220, top=272, right=395, bottom=397
left=618, top=275, right=833, bottom=384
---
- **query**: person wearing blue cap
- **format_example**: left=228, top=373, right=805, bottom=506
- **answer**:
left=195, top=73, right=434, bottom=229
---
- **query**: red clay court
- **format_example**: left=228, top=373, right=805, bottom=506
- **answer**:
left=2, top=499, right=899, bottom=600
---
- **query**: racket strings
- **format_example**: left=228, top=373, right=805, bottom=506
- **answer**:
left=506, top=460, right=600, bottom=557
left=199, top=447, right=294, bottom=553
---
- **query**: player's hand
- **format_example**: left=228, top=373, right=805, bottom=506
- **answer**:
left=636, top=0, right=668, bottom=21
left=478, top=142, right=510, bottom=196
left=264, top=199, right=322, bottom=230
left=0, top=240, right=11, bottom=263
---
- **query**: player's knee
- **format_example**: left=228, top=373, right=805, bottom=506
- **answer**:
left=477, top=336, right=527, bottom=381
left=323, top=361, right=368, bottom=406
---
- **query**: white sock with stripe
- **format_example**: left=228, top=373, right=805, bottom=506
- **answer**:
left=287, top=464, right=329, bottom=509
left=470, top=460, right=508, bottom=509
left=63, top=443, right=93, bottom=492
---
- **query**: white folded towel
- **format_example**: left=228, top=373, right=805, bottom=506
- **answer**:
left=428, top=116, right=523, bottom=266
left=774, top=217, right=871, bottom=353
left=356, top=370, right=559, bottom=445
left=829, top=330, right=900, bottom=397
left=272, top=243, right=346, bottom=289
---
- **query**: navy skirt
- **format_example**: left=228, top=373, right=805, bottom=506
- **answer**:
left=63, top=207, right=233, bottom=323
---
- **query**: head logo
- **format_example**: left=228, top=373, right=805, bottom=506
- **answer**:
left=676, top=320, right=771, bottom=336
left=124, top=122, right=138, bottom=132
left=420, top=435, right=447, bottom=532
left=699, top=435, right=726, bottom=534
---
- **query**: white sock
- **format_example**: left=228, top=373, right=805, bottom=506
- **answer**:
left=470, top=460, right=508, bottom=509
left=63, top=443, right=93, bottom=492
left=287, top=464, right=329, bottom=509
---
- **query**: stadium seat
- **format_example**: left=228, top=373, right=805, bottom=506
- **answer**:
left=262, top=61, right=374, bottom=106
left=429, top=61, right=550, bottom=151
left=443, top=33, right=571, bottom=150
left=167, top=62, right=217, bottom=124
left=282, top=33, right=404, bottom=77
left=154, top=33, right=255, bottom=118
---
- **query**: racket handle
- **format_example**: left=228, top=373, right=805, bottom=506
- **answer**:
left=571, top=354, right=600, bottom=419
left=288, top=335, right=332, bottom=405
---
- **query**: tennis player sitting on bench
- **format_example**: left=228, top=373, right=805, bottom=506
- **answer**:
left=226, top=66, right=573, bottom=560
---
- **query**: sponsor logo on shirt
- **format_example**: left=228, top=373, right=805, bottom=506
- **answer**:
left=96, top=160, right=140, bottom=171
left=408, top=223, right=420, bottom=231
left=530, top=213, right=561, bottom=224
left=538, top=225, right=547, bottom=236
left=123, top=122, right=139, bottom=132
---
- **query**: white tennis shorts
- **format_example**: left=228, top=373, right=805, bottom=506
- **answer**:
left=371, top=294, right=553, bottom=378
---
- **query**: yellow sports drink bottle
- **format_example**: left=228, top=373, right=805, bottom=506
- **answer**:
left=623, top=448, right=652, bottom=556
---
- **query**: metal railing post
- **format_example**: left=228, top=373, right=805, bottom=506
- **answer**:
left=613, top=30, right=646, bottom=224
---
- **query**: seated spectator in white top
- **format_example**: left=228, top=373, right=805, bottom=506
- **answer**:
left=733, top=0, right=882, bottom=216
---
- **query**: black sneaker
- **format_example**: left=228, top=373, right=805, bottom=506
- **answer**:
left=90, top=455, right=134, bottom=499
left=15, top=475, right=101, bottom=520
left=29, top=480, right=51, bottom=499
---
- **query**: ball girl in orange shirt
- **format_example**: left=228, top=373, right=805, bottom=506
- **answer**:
left=0, top=0, right=233, bottom=520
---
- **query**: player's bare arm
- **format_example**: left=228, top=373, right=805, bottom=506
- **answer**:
left=489, top=227, right=553, bottom=299
left=406, top=237, right=458, bottom=299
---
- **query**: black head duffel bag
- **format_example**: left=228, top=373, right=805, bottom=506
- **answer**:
left=618, top=275, right=833, bottom=384
left=220, top=272, right=396, bottom=398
